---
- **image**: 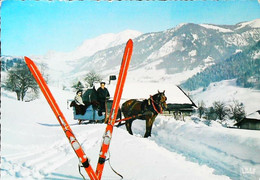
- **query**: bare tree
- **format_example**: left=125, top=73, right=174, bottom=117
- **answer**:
left=84, top=71, right=103, bottom=87
left=229, top=100, right=246, bottom=122
left=4, top=63, right=39, bottom=101
left=197, top=100, right=206, bottom=118
left=213, top=101, right=229, bottom=120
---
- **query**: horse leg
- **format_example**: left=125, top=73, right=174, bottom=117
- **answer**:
left=144, top=118, right=153, bottom=138
left=144, top=119, right=151, bottom=138
left=144, top=116, right=156, bottom=138
left=125, top=119, right=134, bottom=135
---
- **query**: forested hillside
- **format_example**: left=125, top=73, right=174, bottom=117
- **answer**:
left=181, top=41, right=260, bottom=90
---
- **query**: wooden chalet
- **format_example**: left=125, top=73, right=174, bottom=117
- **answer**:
left=235, top=110, right=260, bottom=130
left=164, top=86, right=197, bottom=119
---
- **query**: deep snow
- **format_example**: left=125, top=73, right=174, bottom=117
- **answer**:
left=1, top=83, right=260, bottom=180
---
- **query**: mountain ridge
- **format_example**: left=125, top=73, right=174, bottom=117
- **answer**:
left=70, top=19, right=259, bottom=81
left=2, top=19, right=260, bottom=89
left=181, top=40, right=260, bottom=90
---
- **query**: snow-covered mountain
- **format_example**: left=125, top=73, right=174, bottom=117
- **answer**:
left=236, top=19, right=260, bottom=30
left=31, top=30, right=142, bottom=73
left=67, top=19, right=260, bottom=85
left=2, top=19, right=260, bottom=88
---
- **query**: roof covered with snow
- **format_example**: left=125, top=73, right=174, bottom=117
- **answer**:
left=105, top=82, right=194, bottom=104
left=246, top=110, right=260, bottom=120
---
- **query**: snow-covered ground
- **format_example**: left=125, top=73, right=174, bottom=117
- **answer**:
left=191, top=79, right=260, bottom=114
left=1, top=82, right=260, bottom=180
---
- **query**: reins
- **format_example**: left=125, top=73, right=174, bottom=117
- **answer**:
left=115, top=114, right=143, bottom=123
left=115, top=94, right=165, bottom=124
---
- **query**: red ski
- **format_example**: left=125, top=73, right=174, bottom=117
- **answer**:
left=95, top=39, right=133, bottom=179
left=25, top=39, right=133, bottom=180
left=24, top=56, right=98, bottom=180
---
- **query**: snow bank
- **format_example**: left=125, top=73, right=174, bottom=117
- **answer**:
left=149, top=116, right=260, bottom=180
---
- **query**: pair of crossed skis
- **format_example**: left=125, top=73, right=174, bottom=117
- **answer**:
left=25, top=39, right=133, bottom=180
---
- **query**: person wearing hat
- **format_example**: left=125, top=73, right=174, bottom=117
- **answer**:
left=73, top=90, right=86, bottom=116
left=75, top=90, right=85, bottom=106
left=97, top=82, right=110, bottom=116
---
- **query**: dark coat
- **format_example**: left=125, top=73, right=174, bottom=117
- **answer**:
left=97, top=87, right=110, bottom=113
left=97, top=87, right=110, bottom=102
left=70, top=100, right=86, bottom=115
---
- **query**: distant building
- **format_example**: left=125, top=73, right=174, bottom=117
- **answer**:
left=164, top=86, right=197, bottom=120
left=235, top=110, right=260, bottom=130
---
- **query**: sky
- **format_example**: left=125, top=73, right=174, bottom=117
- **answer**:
left=1, top=0, right=260, bottom=56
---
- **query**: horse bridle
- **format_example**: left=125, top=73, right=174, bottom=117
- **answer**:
left=149, top=93, right=167, bottom=114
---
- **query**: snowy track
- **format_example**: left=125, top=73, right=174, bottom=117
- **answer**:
left=150, top=117, right=260, bottom=180
left=1, top=88, right=260, bottom=180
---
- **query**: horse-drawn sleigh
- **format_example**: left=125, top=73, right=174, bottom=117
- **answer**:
left=68, top=87, right=122, bottom=124
left=69, top=87, right=167, bottom=138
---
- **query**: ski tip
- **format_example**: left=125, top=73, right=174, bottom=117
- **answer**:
left=127, top=39, right=133, bottom=45
left=24, top=56, right=33, bottom=64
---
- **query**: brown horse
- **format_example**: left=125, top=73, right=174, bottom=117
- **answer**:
left=121, top=91, right=167, bottom=138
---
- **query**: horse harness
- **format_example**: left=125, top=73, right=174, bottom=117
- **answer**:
left=116, top=93, right=166, bottom=124
left=126, top=95, right=163, bottom=117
